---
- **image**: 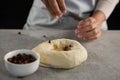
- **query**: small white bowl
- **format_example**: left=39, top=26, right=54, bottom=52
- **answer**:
left=4, top=49, right=40, bottom=77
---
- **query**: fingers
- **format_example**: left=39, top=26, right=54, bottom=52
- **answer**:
left=84, top=30, right=101, bottom=40
left=77, top=19, right=97, bottom=33
left=42, top=0, right=56, bottom=17
left=77, top=28, right=101, bottom=40
left=57, top=0, right=66, bottom=13
left=75, top=17, right=101, bottom=41
left=76, top=28, right=101, bottom=41
left=48, top=0, right=62, bottom=17
left=42, top=0, right=66, bottom=18
left=78, top=23, right=97, bottom=33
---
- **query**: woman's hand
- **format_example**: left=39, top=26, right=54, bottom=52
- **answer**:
left=75, top=10, right=106, bottom=41
left=75, top=17, right=101, bottom=40
left=42, top=0, right=67, bottom=18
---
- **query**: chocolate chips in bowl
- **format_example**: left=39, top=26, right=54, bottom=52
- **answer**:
left=7, top=53, right=36, bottom=64
left=4, top=49, right=40, bottom=77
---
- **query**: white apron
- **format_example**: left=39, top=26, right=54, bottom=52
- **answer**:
left=24, top=0, right=107, bottom=30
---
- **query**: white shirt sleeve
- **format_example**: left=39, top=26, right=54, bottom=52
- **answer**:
left=95, top=0, right=119, bottom=19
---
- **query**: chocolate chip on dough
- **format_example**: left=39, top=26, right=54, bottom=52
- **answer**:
left=48, top=40, right=51, bottom=43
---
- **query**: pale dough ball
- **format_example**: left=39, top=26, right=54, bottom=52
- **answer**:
left=32, top=39, right=87, bottom=69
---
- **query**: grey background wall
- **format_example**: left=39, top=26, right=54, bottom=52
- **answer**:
left=0, top=0, right=120, bottom=30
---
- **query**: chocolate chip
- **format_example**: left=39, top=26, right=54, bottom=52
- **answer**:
left=63, top=46, right=69, bottom=51
left=43, top=35, right=46, bottom=38
left=63, top=45, right=72, bottom=51
left=63, top=46, right=71, bottom=51
left=8, top=58, right=12, bottom=62
left=7, top=53, right=36, bottom=64
left=48, top=40, right=51, bottom=43
left=18, top=32, right=21, bottom=35
left=69, top=45, right=73, bottom=47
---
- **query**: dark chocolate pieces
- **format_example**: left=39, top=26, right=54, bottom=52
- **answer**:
left=18, top=32, right=22, bottom=35
left=48, top=40, right=51, bottom=43
left=7, top=53, right=36, bottom=64
left=63, top=45, right=73, bottom=51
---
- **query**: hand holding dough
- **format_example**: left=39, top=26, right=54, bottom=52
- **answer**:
left=32, top=39, right=87, bottom=69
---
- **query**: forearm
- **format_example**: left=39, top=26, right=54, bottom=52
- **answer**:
left=95, top=0, right=119, bottom=19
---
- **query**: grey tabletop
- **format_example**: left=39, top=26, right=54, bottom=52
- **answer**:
left=0, top=29, right=120, bottom=80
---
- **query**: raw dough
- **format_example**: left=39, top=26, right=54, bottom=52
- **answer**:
left=32, top=39, right=87, bottom=69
